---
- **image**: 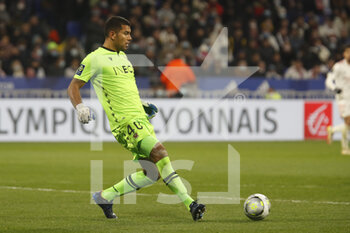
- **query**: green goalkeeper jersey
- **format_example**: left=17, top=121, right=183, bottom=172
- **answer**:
left=74, top=46, right=146, bottom=130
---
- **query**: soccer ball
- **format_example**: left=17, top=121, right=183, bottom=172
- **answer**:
left=243, top=193, right=271, bottom=220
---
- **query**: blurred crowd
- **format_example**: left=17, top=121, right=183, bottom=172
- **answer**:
left=1, top=0, right=350, bottom=84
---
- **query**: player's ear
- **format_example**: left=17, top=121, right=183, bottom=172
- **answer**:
left=109, top=30, right=117, bottom=40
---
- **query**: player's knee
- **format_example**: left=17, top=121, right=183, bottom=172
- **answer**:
left=149, top=142, right=168, bottom=163
left=345, top=117, right=350, bottom=126
left=142, top=169, right=160, bottom=181
left=139, top=159, right=160, bottom=181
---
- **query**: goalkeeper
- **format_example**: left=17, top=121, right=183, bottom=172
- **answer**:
left=67, top=16, right=205, bottom=221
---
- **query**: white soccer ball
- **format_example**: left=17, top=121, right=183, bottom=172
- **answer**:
left=243, top=193, right=271, bottom=220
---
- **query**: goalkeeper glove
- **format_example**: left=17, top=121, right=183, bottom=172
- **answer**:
left=142, top=101, right=158, bottom=119
left=334, top=88, right=342, bottom=94
left=76, top=103, right=95, bottom=124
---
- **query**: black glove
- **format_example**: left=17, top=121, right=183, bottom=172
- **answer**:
left=334, top=88, right=342, bottom=94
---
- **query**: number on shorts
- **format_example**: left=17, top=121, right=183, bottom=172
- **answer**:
left=133, top=122, right=143, bottom=129
left=127, top=124, right=135, bottom=135
left=127, top=122, right=143, bottom=135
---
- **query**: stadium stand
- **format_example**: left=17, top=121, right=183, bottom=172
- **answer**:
left=0, top=0, right=348, bottom=98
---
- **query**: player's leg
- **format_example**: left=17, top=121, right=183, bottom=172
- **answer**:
left=335, top=100, right=349, bottom=153
left=93, top=126, right=160, bottom=218
left=101, top=169, right=157, bottom=201
left=94, top=161, right=158, bottom=219
left=146, top=141, right=206, bottom=221
left=94, top=170, right=156, bottom=219
left=327, top=124, right=345, bottom=144
left=341, top=122, right=348, bottom=151
left=92, top=191, right=117, bottom=218
left=342, top=116, right=350, bottom=155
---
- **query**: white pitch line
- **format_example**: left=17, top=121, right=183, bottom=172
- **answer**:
left=273, top=198, right=350, bottom=206
left=0, top=186, right=90, bottom=194
left=1, top=186, right=350, bottom=206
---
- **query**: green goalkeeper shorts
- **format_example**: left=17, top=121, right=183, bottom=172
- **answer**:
left=112, top=117, right=159, bottom=161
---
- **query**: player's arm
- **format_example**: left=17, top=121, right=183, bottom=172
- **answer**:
left=68, top=78, right=86, bottom=108
left=68, top=53, right=96, bottom=124
left=325, top=65, right=341, bottom=94
left=68, top=78, right=94, bottom=124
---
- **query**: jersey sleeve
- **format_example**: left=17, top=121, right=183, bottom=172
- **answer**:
left=325, top=72, right=335, bottom=91
left=73, top=53, right=97, bottom=82
left=325, top=63, right=340, bottom=91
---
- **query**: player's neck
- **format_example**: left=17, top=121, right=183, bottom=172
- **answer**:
left=102, top=40, right=120, bottom=53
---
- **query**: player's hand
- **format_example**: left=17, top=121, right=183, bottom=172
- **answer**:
left=142, top=101, right=158, bottom=119
left=334, top=88, right=342, bottom=94
left=76, top=103, right=95, bottom=124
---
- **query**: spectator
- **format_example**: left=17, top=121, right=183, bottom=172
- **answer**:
left=291, top=15, right=309, bottom=39
left=64, top=58, right=80, bottom=78
left=289, top=26, right=304, bottom=51
left=142, top=6, right=160, bottom=36
left=0, top=0, right=10, bottom=23
left=160, top=49, right=196, bottom=98
left=259, top=37, right=275, bottom=65
left=26, top=60, right=45, bottom=79
left=84, top=14, right=104, bottom=53
left=260, top=18, right=279, bottom=51
left=157, top=1, right=175, bottom=27
left=265, top=87, right=282, bottom=100
left=29, top=15, right=49, bottom=40
left=319, top=17, right=339, bottom=39
left=308, top=64, right=323, bottom=79
left=333, top=10, right=350, bottom=36
left=0, top=60, right=6, bottom=78
left=246, top=40, right=259, bottom=64
left=252, top=60, right=267, bottom=77
left=159, top=26, right=178, bottom=48
left=249, top=52, right=261, bottom=66
left=271, top=52, right=285, bottom=76
left=196, top=43, right=209, bottom=66
left=232, top=28, right=247, bottom=58
left=280, top=41, right=294, bottom=67
left=46, top=56, right=65, bottom=78
left=247, top=19, right=259, bottom=41
left=0, top=0, right=349, bottom=81
left=43, top=41, right=60, bottom=75
left=0, top=35, right=19, bottom=74
left=284, top=59, right=309, bottom=80
left=276, top=26, right=290, bottom=50
left=10, top=59, right=24, bottom=78
left=309, top=38, right=331, bottom=64
left=338, top=29, right=350, bottom=49
left=208, top=0, right=224, bottom=17
left=30, top=44, right=45, bottom=63
left=233, top=59, right=251, bottom=77
left=266, top=64, right=282, bottom=79
left=64, top=36, right=85, bottom=67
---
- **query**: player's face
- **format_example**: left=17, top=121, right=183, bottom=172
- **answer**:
left=115, top=25, right=132, bottom=51
left=344, top=48, right=350, bottom=63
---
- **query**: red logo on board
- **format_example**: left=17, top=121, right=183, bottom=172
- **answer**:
left=304, top=102, right=332, bottom=139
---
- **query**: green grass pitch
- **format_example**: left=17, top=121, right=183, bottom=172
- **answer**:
left=0, top=141, right=350, bottom=233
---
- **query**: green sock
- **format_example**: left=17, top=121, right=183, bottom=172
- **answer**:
left=101, top=171, right=154, bottom=201
left=156, top=157, right=194, bottom=210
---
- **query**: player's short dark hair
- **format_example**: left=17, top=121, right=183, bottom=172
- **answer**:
left=104, top=16, right=131, bottom=37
